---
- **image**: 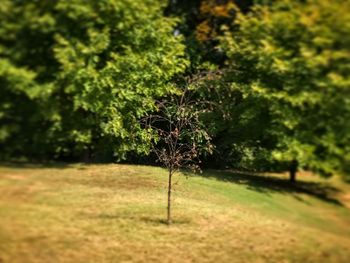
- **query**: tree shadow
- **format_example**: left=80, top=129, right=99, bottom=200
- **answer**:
left=200, top=170, right=344, bottom=206
left=94, top=213, right=190, bottom=225
left=0, top=161, right=72, bottom=169
left=0, top=161, right=116, bottom=170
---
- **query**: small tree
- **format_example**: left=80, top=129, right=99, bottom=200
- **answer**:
left=142, top=88, right=212, bottom=225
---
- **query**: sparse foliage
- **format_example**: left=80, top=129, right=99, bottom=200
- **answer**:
left=142, top=87, right=212, bottom=224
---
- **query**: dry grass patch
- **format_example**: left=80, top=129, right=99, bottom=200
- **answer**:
left=0, top=163, right=350, bottom=262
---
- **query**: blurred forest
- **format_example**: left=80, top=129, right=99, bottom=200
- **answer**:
left=0, top=0, right=349, bottom=181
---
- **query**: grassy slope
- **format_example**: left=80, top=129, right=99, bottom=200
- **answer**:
left=0, top=163, right=349, bottom=263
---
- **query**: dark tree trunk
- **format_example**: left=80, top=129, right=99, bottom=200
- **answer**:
left=82, top=147, right=92, bottom=163
left=289, top=159, right=298, bottom=183
left=167, top=168, right=173, bottom=225
left=290, top=169, right=296, bottom=183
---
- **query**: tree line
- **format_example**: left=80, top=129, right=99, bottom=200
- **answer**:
left=0, top=0, right=349, bottom=182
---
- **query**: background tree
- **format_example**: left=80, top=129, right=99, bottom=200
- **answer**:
left=142, top=87, right=212, bottom=224
left=195, top=71, right=276, bottom=171
left=166, top=0, right=255, bottom=71
left=219, top=0, right=350, bottom=181
left=0, top=0, right=188, bottom=161
left=166, top=0, right=273, bottom=172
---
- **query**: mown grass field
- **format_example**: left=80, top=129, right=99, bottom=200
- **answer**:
left=0, top=163, right=350, bottom=263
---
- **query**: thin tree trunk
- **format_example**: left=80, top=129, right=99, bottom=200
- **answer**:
left=289, top=159, right=298, bottom=183
left=167, top=168, right=173, bottom=225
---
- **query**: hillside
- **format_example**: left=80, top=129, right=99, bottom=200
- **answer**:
left=0, top=164, right=350, bottom=263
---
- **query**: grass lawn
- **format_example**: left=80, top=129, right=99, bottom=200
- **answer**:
left=0, top=163, right=350, bottom=262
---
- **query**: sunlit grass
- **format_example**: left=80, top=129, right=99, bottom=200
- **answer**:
left=0, top=163, right=349, bottom=262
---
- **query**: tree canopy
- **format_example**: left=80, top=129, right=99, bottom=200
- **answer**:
left=0, top=0, right=188, bottom=160
left=219, top=0, right=350, bottom=179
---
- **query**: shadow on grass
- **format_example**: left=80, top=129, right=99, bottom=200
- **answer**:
left=0, top=161, right=118, bottom=170
left=95, top=213, right=191, bottom=225
left=1, top=161, right=343, bottom=207
left=0, top=161, right=72, bottom=169
left=199, top=170, right=344, bottom=206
